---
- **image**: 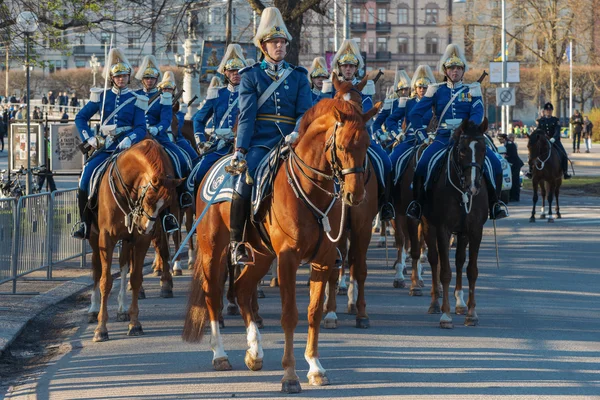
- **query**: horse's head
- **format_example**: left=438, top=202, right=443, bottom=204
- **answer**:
left=527, top=128, right=549, bottom=158
left=326, top=104, right=380, bottom=206
left=134, top=175, right=183, bottom=235
left=332, top=72, right=370, bottom=113
left=452, top=118, right=488, bottom=196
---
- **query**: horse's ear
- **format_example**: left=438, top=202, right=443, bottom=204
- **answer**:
left=479, top=117, right=488, bottom=134
left=363, top=102, right=382, bottom=122
left=332, top=106, right=347, bottom=123
left=354, top=74, right=369, bottom=92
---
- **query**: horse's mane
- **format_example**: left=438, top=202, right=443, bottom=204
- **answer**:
left=298, top=97, right=364, bottom=140
left=124, top=139, right=173, bottom=205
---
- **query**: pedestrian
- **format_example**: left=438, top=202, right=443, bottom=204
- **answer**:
left=583, top=116, right=593, bottom=153
left=570, top=109, right=584, bottom=153
left=69, top=94, right=79, bottom=108
left=504, top=133, right=524, bottom=202
left=41, top=93, right=48, bottom=106
left=0, top=117, right=6, bottom=152
left=37, top=126, right=57, bottom=192
left=32, top=106, right=41, bottom=120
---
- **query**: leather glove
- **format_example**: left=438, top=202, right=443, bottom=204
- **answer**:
left=86, top=136, right=98, bottom=149
left=197, top=141, right=212, bottom=154
left=231, top=150, right=246, bottom=165
left=148, top=126, right=158, bottom=136
left=550, top=138, right=556, bottom=144
left=117, top=137, right=132, bottom=151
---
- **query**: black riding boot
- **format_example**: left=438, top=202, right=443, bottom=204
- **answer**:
left=162, top=209, right=179, bottom=233
left=488, top=175, right=508, bottom=220
left=406, top=175, right=425, bottom=220
left=562, top=155, right=571, bottom=180
left=378, top=175, right=395, bottom=222
left=230, top=192, right=250, bottom=265
left=72, top=189, right=90, bottom=240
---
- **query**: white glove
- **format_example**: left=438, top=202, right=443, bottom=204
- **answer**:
left=550, top=138, right=556, bottom=144
left=148, top=126, right=158, bottom=136
left=231, top=150, right=246, bottom=165
left=375, top=129, right=389, bottom=142
left=285, top=131, right=299, bottom=145
left=86, top=136, right=98, bottom=149
left=117, top=137, right=132, bottom=151
left=427, top=133, right=436, bottom=143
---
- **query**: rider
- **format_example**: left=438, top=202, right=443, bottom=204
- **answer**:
left=372, top=70, right=411, bottom=134
left=308, top=57, right=329, bottom=105
left=525, top=102, right=571, bottom=180
left=72, top=48, right=147, bottom=240
left=323, top=39, right=394, bottom=221
left=385, top=65, right=436, bottom=181
left=186, top=44, right=246, bottom=195
left=135, top=55, right=194, bottom=210
left=406, top=44, right=508, bottom=221
left=229, top=7, right=312, bottom=265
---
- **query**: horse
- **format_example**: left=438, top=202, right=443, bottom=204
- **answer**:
left=182, top=78, right=379, bottom=393
left=86, top=139, right=182, bottom=342
left=527, top=129, right=562, bottom=223
left=418, top=119, right=489, bottom=329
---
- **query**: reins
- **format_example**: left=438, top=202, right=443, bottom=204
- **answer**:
left=533, top=134, right=552, bottom=171
left=446, top=135, right=485, bottom=215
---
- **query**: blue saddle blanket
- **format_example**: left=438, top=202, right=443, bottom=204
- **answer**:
left=367, top=147, right=385, bottom=187
left=393, top=147, right=416, bottom=185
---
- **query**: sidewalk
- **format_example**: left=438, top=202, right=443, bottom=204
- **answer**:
left=514, top=137, right=600, bottom=167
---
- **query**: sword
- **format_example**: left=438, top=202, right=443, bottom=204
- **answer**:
left=171, top=173, right=232, bottom=263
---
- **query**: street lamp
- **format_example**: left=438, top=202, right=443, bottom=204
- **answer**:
left=16, top=11, right=38, bottom=195
left=174, top=51, right=202, bottom=74
left=89, top=54, right=100, bottom=87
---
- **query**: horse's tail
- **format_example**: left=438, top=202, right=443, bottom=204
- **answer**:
left=182, top=252, right=208, bottom=343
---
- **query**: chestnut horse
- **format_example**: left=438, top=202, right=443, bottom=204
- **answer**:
left=87, top=139, right=182, bottom=342
left=419, top=119, right=489, bottom=329
left=182, top=79, right=378, bottom=393
left=527, top=129, right=562, bottom=223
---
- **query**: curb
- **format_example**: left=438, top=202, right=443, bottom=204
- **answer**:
left=0, top=262, right=154, bottom=357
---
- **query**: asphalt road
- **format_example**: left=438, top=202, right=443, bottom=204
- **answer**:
left=2, top=192, right=600, bottom=399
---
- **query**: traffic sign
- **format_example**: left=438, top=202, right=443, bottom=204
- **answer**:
left=489, top=62, right=520, bottom=83
left=496, top=87, right=516, bottom=106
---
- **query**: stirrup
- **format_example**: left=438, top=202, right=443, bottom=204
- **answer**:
left=380, top=202, right=396, bottom=222
left=230, top=242, right=255, bottom=266
left=490, top=201, right=509, bottom=220
left=71, top=221, right=87, bottom=240
left=180, top=192, right=194, bottom=208
left=563, top=173, right=572, bottom=180
left=406, top=200, right=422, bottom=220
left=525, top=171, right=532, bottom=179
left=162, top=213, right=180, bottom=233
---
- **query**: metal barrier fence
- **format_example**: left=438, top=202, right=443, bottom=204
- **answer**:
left=49, top=189, right=86, bottom=272
left=0, top=198, right=17, bottom=285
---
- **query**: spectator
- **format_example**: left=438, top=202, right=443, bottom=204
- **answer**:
left=41, top=93, right=48, bottom=106
left=15, top=106, right=24, bottom=121
left=49, top=91, right=56, bottom=111
left=570, top=109, right=584, bottom=153
left=33, top=106, right=41, bottom=120
left=583, top=116, right=594, bottom=153
left=69, top=94, right=79, bottom=108
left=0, top=117, right=6, bottom=152
left=504, top=133, right=524, bottom=202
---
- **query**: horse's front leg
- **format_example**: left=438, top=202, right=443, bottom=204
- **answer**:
left=454, top=234, right=468, bottom=315
left=530, top=178, right=539, bottom=222
left=93, top=230, right=115, bottom=342
left=437, top=227, right=453, bottom=329
left=117, top=240, right=131, bottom=322
left=156, top=230, right=174, bottom=298
left=348, top=230, right=371, bottom=328
left=88, top=231, right=101, bottom=324
left=423, top=221, right=440, bottom=314
left=128, top=236, right=151, bottom=336
left=546, top=182, right=555, bottom=223
left=392, top=215, right=407, bottom=289
left=555, top=184, right=561, bottom=219
left=407, top=218, right=424, bottom=294
left=323, top=260, right=339, bottom=329
left=465, top=228, right=482, bottom=326
left=540, top=181, right=547, bottom=219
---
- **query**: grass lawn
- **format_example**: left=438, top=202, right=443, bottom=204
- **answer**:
left=522, top=175, right=600, bottom=193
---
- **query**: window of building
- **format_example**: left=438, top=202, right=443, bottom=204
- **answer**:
left=398, top=36, right=409, bottom=54
left=377, top=37, right=387, bottom=51
left=377, top=8, right=387, bottom=23
left=425, top=35, right=438, bottom=54
left=368, top=38, right=375, bottom=54
left=425, top=4, right=439, bottom=25
left=352, top=8, right=361, bottom=24
left=75, top=60, right=86, bottom=68
left=101, top=32, right=110, bottom=46
left=398, top=5, right=409, bottom=25
left=367, top=8, right=375, bottom=24
left=128, top=31, right=140, bottom=49
left=352, top=37, right=362, bottom=50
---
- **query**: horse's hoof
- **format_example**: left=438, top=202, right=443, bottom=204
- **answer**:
left=281, top=380, right=302, bottom=393
left=548, top=218, right=554, bottom=223
left=347, top=303, right=358, bottom=315
left=440, top=320, right=454, bottom=329
left=418, top=280, right=425, bottom=288
left=529, top=217, right=535, bottom=223
left=93, top=330, right=109, bottom=342
left=393, top=279, right=406, bottom=288
left=308, top=373, right=330, bottom=386
left=455, top=306, right=467, bottom=315
left=153, top=270, right=162, bottom=277
left=227, top=304, right=239, bottom=316
left=257, top=288, right=265, bottom=299
left=213, top=357, right=232, bottom=371
left=323, top=317, right=337, bottom=329
left=138, top=289, right=146, bottom=300
left=127, top=323, right=144, bottom=336
left=245, top=351, right=263, bottom=371
left=337, top=287, right=347, bottom=296
left=160, top=289, right=173, bottom=298
left=428, top=303, right=441, bottom=314
left=255, top=317, right=264, bottom=330
left=556, top=213, right=562, bottom=219
left=540, top=213, right=546, bottom=219
left=356, top=317, right=370, bottom=329
left=173, top=269, right=182, bottom=276
left=116, top=312, right=130, bottom=322
left=270, top=277, right=279, bottom=287
left=87, top=312, right=98, bottom=324
left=465, top=316, right=479, bottom=326
left=409, top=287, right=422, bottom=296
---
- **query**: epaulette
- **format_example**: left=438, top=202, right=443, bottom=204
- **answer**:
left=425, top=83, right=441, bottom=98
left=362, top=80, right=375, bottom=96
left=398, top=97, right=408, bottom=108
left=468, top=82, right=482, bottom=97
left=321, top=79, right=333, bottom=94
left=89, top=87, right=104, bottom=103
left=206, top=87, right=219, bottom=100
left=239, top=62, right=259, bottom=75
left=133, top=93, right=149, bottom=111
left=160, top=91, right=173, bottom=106
left=382, top=98, right=395, bottom=111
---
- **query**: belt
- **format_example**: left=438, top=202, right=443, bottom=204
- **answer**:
left=256, top=114, right=296, bottom=125
left=115, top=126, right=133, bottom=135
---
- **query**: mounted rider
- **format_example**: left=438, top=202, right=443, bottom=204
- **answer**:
left=385, top=65, right=436, bottom=182
left=406, top=44, right=508, bottom=221
left=228, top=7, right=312, bottom=265
left=187, top=43, right=246, bottom=195
left=135, top=56, right=194, bottom=229
left=72, top=48, right=148, bottom=240
left=372, top=69, right=411, bottom=134
left=323, top=39, right=394, bottom=221
left=308, top=56, right=329, bottom=105
left=526, top=102, right=571, bottom=180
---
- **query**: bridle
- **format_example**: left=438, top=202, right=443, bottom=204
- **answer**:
left=109, top=155, right=161, bottom=234
left=286, top=120, right=367, bottom=242
left=531, top=132, right=552, bottom=171
left=447, top=134, right=485, bottom=214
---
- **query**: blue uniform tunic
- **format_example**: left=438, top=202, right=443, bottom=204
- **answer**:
left=136, top=88, right=192, bottom=178
left=310, top=87, right=322, bottom=106
left=373, top=98, right=399, bottom=133
left=174, top=110, right=200, bottom=164
left=409, top=81, right=502, bottom=188
left=75, top=87, right=147, bottom=194
left=187, top=84, right=240, bottom=192
left=235, top=61, right=312, bottom=197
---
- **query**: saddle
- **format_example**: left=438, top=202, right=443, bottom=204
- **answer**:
left=87, top=153, right=119, bottom=209
left=366, top=148, right=385, bottom=188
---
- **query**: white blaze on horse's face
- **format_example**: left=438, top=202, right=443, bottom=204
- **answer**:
left=469, top=141, right=478, bottom=195
left=144, top=198, right=164, bottom=233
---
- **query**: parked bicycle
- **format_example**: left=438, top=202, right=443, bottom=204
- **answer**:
left=0, top=166, right=46, bottom=198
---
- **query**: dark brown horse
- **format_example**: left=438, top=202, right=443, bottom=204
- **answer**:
left=87, top=139, right=182, bottom=342
left=527, top=129, right=562, bottom=223
left=419, top=119, right=489, bottom=328
left=182, top=78, right=378, bottom=393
